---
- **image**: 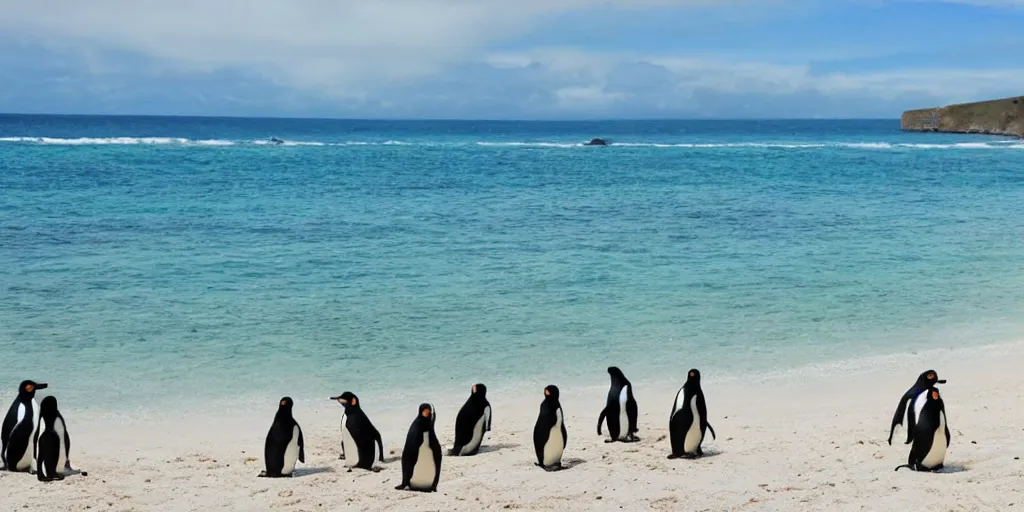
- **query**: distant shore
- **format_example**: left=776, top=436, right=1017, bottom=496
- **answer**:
left=3, top=339, right=1023, bottom=510
left=902, top=96, right=1024, bottom=139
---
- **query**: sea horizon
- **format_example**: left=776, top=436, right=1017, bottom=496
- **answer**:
left=3, top=116, right=1023, bottom=414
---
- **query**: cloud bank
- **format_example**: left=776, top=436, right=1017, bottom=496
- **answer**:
left=0, top=1, right=1021, bottom=118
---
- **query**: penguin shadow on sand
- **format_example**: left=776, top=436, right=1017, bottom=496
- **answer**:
left=290, top=466, right=335, bottom=477
left=474, top=442, right=519, bottom=455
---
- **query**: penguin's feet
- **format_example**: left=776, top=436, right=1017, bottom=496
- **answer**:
left=394, top=484, right=407, bottom=490
left=257, top=471, right=268, bottom=478
left=369, top=467, right=382, bottom=473
left=536, top=463, right=564, bottom=472
left=603, top=439, right=616, bottom=444
left=623, top=435, right=640, bottom=443
left=338, top=455, right=345, bottom=460
left=54, top=473, right=65, bottom=481
left=667, top=454, right=681, bottom=460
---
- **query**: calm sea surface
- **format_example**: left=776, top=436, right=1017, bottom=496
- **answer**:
left=2, top=115, right=1022, bottom=410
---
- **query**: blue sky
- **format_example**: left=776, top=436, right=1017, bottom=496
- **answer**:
left=0, top=0, right=1022, bottom=119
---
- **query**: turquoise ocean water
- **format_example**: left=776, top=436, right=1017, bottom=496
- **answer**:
left=1, top=115, right=1023, bottom=411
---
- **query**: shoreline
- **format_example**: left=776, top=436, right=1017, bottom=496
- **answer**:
left=3, top=339, right=1024, bottom=510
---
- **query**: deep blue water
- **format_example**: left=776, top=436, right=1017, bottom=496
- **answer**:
left=1, top=115, right=1022, bottom=409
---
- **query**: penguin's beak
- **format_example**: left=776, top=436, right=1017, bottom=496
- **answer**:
left=37, top=383, right=48, bottom=390
left=936, top=379, right=947, bottom=384
left=329, top=396, right=341, bottom=401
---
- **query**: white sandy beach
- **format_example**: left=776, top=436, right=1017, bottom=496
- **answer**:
left=3, top=341, right=1024, bottom=511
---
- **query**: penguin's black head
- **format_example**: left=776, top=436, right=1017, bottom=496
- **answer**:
left=685, top=369, right=701, bottom=385
left=918, top=370, right=946, bottom=386
left=472, top=383, right=487, bottom=398
left=278, top=397, right=294, bottom=410
left=543, top=385, right=560, bottom=401
left=418, top=403, right=434, bottom=423
left=927, top=388, right=942, bottom=403
left=18, top=380, right=47, bottom=397
left=607, top=366, right=626, bottom=380
left=40, top=396, right=58, bottom=417
left=331, top=391, right=359, bottom=408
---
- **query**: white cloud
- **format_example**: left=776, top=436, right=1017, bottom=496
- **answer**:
left=2, top=1, right=1023, bottom=117
left=0, top=0, right=731, bottom=92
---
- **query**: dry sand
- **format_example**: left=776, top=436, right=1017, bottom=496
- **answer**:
left=3, top=341, right=1024, bottom=511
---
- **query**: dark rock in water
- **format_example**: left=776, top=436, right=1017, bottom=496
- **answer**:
left=584, top=138, right=608, bottom=146
left=269, top=137, right=285, bottom=145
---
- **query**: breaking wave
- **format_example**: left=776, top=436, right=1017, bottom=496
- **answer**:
left=0, top=136, right=1021, bottom=150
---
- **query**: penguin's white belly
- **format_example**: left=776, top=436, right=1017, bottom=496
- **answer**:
left=461, top=411, right=488, bottom=455
left=542, top=410, right=564, bottom=466
left=921, top=413, right=947, bottom=469
left=55, top=418, right=67, bottom=474
left=409, top=433, right=435, bottom=489
left=341, top=419, right=357, bottom=467
left=282, top=426, right=299, bottom=475
left=14, top=403, right=34, bottom=471
left=912, top=392, right=927, bottom=424
left=617, top=386, right=629, bottom=439
left=684, top=396, right=703, bottom=453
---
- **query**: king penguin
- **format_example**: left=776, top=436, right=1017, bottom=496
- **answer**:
left=449, top=383, right=491, bottom=456
left=395, top=403, right=442, bottom=492
left=887, top=369, right=946, bottom=445
left=533, top=385, right=567, bottom=471
left=258, top=397, right=305, bottom=478
left=597, top=366, right=639, bottom=443
left=330, top=391, right=384, bottom=471
left=895, top=387, right=950, bottom=472
left=668, top=369, right=717, bottom=459
left=2, top=380, right=47, bottom=472
left=35, top=396, right=68, bottom=482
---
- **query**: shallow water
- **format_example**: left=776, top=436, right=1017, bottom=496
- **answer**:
left=2, top=116, right=1023, bottom=411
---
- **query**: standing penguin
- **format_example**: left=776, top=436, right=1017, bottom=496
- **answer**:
left=395, top=403, right=442, bottom=492
left=895, top=388, right=951, bottom=472
left=533, top=385, right=567, bottom=471
left=258, top=397, right=305, bottom=478
left=668, top=369, right=717, bottom=459
left=34, top=396, right=67, bottom=482
left=330, top=391, right=384, bottom=471
left=597, top=367, right=639, bottom=443
left=887, top=369, right=946, bottom=445
left=2, top=380, right=47, bottom=472
left=449, top=383, right=491, bottom=456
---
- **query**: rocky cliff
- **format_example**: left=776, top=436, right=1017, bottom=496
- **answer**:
left=901, top=96, right=1024, bottom=138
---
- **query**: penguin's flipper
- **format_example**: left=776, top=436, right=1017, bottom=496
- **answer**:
left=374, top=429, right=385, bottom=462
left=888, top=390, right=913, bottom=445
left=297, top=425, right=306, bottom=464
left=597, top=408, right=606, bottom=436
left=627, top=396, right=639, bottom=434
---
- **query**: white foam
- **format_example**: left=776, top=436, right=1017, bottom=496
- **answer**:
left=0, top=136, right=1020, bottom=150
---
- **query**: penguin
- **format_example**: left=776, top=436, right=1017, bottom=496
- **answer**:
left=258, top=397, right=304, bottom=478
left=597, top=367, right=639, bottom=443
left=533, top=385, right=567, bottom=471
left=395, top=403, right=442, bottom=492
left=448, top=383, right=491, bottom=456
left=33, top=395, right=71, bottom=475
left=2, top=380, right=47, bottom=472
left=895, top=387, right=950, bottom=472
left=668, top=369, right=717, bottom=459
left=887, top=369, right=946, bottom=445
left=330, top=392, right=384, bottom=471
left=34, top=396, right=66, bottom=482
